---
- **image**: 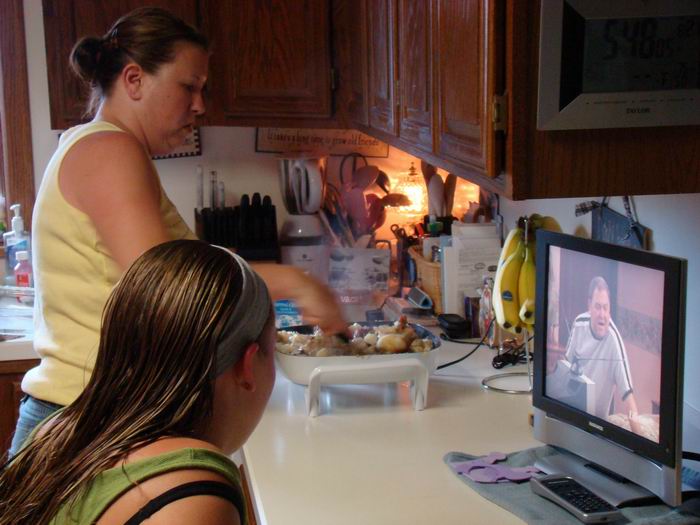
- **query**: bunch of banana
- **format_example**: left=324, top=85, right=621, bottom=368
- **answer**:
left=493, top=227, right=525, bottom=334
left=492, top=214, right=561, bottom=334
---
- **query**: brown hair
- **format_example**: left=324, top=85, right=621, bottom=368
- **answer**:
left=70, top=6, right=208, bottom=117
left=0, top=240, right=267, bottom=524
left=588, top=276, right=611, bottom=302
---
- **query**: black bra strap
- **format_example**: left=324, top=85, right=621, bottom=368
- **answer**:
left=124, top=480, right=244, bottom=525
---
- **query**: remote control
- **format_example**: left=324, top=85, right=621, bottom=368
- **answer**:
left=530, top=474, right=623, bottom=523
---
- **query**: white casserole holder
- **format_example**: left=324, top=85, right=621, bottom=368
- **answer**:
left=275, top=322, right=441, bottom=416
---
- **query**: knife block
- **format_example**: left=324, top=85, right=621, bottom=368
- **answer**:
left=195, top=207, right=236, bottom=247
left=194, top=193, right=281, bottom=262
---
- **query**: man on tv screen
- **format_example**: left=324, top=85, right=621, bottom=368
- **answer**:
left=564, top=276, right=639, bottom=419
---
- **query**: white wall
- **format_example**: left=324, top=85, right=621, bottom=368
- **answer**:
left=24, top=0, right=699, bottom=452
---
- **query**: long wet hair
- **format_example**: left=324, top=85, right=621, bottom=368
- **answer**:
left=0, top=240, right=263, bottom=524
left=70, top=6, right=208, bottom=117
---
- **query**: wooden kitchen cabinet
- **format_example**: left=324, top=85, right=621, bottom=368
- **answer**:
left=332, top=0, right=368, bottom=126
left=42, top=0, right=198, bottom=130
left=366, top=0, right=398, bottom=137
left=340, top=0, right=506, bottom=193
left=340, top=0, right=700, bottom=199
left=0, top=359, right=39, bottom=459
left=397, top=0, right=433, bottom=154
left=42, top=0, right=336, bottom=130
left=434, top=0, right=504, bottom=179
left=200, top=0, right=333, bottom=125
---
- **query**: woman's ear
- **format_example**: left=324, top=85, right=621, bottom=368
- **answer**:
left=122, top=63, right=144, bottom=100
left=232, top=342, right=260, bottom=392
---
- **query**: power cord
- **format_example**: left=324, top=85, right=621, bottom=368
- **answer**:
left=684, top=451, right=700, bottom=462
left=437, top=319, right=493, bottom=370
left=492, top=335, right=534, bottom=369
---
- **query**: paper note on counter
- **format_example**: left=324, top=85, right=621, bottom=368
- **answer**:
left=440, top=224, right=501, bottom=315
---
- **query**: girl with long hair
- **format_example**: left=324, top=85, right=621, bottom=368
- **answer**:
left=0, top=239, right=273, bottom=524
left=12, top=6, right=344, bottom=456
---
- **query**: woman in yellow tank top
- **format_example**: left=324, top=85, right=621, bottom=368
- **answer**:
left=11, top=7, right=345, bottom=456
left=1, top=240, right=274, bottom=524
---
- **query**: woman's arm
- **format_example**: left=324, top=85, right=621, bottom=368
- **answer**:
left=59, top=130, right=171, bottom=271
left=252, top=263, right=347, bottom=334
left=59, top=131, right=346, bottom=333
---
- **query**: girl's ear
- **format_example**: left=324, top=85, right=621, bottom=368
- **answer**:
left=122, top=63, right=144, bottom=100
left=232, top=342, right=260, bottom=392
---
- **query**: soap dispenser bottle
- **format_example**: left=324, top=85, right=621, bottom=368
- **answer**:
left=3, top=204, right=30, bottom=285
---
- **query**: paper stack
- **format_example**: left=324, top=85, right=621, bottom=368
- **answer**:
left=440, top=223, right=501, bottom=316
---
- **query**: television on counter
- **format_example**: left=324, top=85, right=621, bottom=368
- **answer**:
left=532, top=231, right=687, bottom=507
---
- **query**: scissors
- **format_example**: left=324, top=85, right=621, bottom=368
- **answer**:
left=391, top=224, right=407, bottom=239
left=391, top=224, right=418, bottom=245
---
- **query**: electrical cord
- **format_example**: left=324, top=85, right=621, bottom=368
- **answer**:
left=684, top=451, right=700, bottom=462
left=492, top=335, right=534, bottom=369
left=437, top=319, right=493, bottom=370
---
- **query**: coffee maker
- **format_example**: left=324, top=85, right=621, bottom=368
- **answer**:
left=278, top=156, right=329, bottom=281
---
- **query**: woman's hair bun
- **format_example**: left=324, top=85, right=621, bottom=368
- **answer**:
left=69, top=36, right=104, bottom=83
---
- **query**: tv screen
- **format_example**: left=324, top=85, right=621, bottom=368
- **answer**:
left=533, top=231, right=686, bottom=470
left=544, top=246, right=664, bottom=444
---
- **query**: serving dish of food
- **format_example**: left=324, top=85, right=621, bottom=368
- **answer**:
left=275, top=318, right=441, bottom=416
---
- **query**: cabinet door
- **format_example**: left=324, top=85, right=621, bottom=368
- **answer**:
left=366, top=0, right=398, bottom=136
left=201, top=0, right=332, bottom=123
left=434, top=0, right=503, bottom=176
left=333, top=0, right=368, bottom=126
left=397, top=0, right=433, bottom=153
left=42, top=0, right=198, bottom=130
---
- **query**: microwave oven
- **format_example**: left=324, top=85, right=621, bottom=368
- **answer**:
left=537, top=0, right=700, bottom=130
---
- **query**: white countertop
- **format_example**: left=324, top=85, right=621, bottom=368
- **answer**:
left=0, top=336, right=36, bottom=361
left=242, top=339, right=540, bottom=525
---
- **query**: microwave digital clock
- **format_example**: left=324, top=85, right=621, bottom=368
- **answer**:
left=537, top=0, right=700, bottom=130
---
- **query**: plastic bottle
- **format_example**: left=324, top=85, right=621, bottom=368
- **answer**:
left=3, top=204, right=30, bottom=285
left=14, top=251, right=32, bottom=287
left=0, top=194, right=6, bottom=234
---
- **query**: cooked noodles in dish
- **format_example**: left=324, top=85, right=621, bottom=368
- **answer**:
left=276, top=317, right=434, bottom=357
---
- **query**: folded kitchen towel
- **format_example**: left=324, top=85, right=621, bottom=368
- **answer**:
left=444, top=446, right=698, bottom=525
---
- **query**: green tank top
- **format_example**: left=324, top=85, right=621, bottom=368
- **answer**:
left=49, top=448, right=247, bottom=524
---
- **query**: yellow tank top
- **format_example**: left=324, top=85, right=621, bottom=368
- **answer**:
left=23, top=121, right=196, bottom=406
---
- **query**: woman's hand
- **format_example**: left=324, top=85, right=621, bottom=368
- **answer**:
left=252, top=263, right=347, bottom=334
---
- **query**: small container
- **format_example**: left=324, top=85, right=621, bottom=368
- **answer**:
left=464, top=296, right=481, bottom=338
left=408, top=245, right=442, bottom=314
left=14, top=251, right=32, bottom=288
left=4, top=203, right=30, bottom=285
left=437, top=313, right=470, bottom=339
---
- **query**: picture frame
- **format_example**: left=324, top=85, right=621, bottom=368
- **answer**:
left=255, top=128, right=389, bottom=158
left=152, top=127, right=202, bottom=160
